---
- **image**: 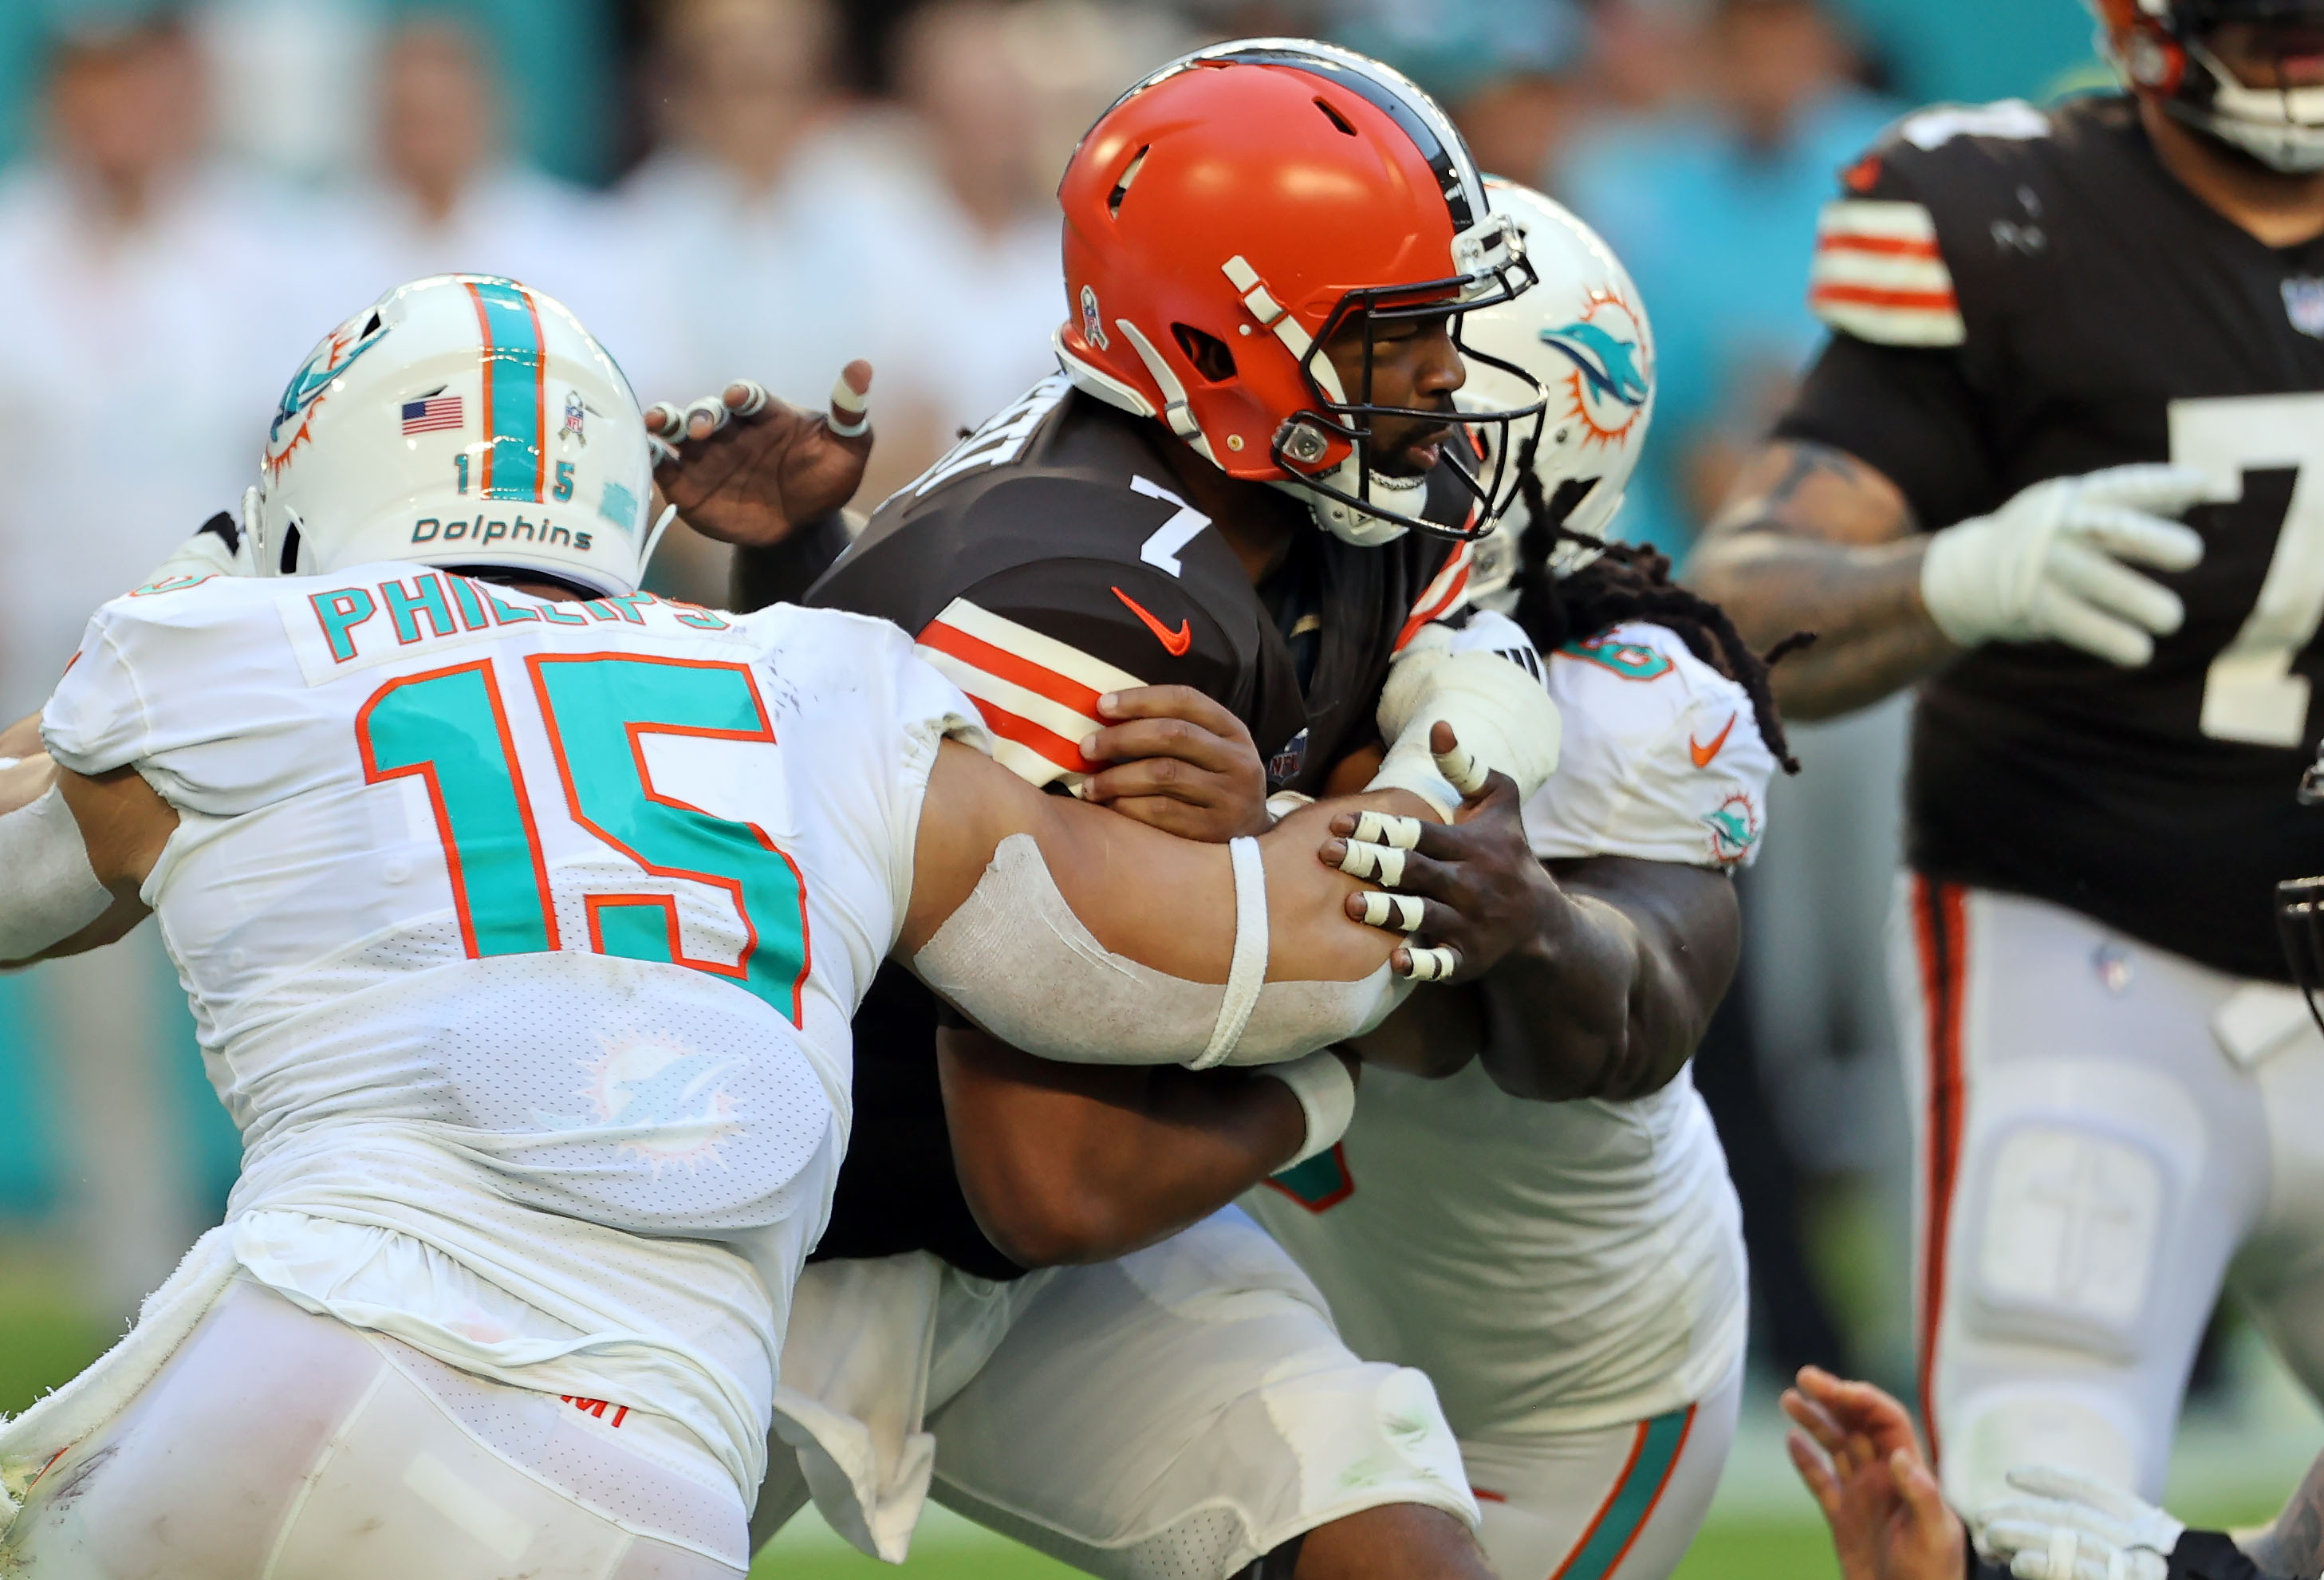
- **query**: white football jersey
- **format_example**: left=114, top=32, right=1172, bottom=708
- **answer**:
left=1246, top=621, right=1768, bottom=1439
left=40, top=565, right=982, bottom=1494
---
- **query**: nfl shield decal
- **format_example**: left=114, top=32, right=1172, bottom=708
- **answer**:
left=2284, top=276, right=2324, bottom=339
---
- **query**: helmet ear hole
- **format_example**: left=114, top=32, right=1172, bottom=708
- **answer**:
left=1172, top=323, right=1237, bottom=383
left=279, top=521, right=303, bottom=575
left=1313, top=97, right=1357, bottom=136
left=1107, top=146, right=1148, bottom=219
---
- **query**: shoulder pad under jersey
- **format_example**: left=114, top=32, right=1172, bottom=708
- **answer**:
left=1525, top=621, right=1778, bottom=870
left=1809, top=97, right=2060, bottom=350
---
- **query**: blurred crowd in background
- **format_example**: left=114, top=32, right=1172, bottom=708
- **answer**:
left=0, top=0, right=2107, bottom=1404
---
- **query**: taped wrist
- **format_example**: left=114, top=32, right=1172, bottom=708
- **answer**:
left=0, top=786, right=111, bottom=963
left=1258, top=1049, right=1357, bottom=1167
left=912, top=833, right=1412, bottom=1068
left=1367, top=645, right=1562, bottom=818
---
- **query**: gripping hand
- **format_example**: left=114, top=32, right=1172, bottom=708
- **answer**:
left=1979, top=1465, right=2184, bottom=1580
left=1919, top=465, right=2210, bottom=667
left=644, top=362, right=874, bottom=548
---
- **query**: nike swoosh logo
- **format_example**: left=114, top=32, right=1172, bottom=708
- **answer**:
left=1113, top=586, right=1192, bottom=656
left=1690, top=713, right=1737, bottom=769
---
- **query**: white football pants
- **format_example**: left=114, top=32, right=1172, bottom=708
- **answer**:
left=1897, top=878, right=2324, bottom=1511
left=2, top=1279, right=750, bottom=1578
left=1461, top=1357, right=1740, bottom=1580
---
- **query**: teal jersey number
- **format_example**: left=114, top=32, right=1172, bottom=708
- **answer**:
left=356, top=661, right=558, bottom=956
left=530, top=654, right=809, bottom=1022
left=353, top=654, right=810, bottom=1022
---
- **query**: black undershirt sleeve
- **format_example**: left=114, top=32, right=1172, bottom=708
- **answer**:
left=1773, top=332, right=1999, bottom=534
left=727, top=510, right=853, bottom=613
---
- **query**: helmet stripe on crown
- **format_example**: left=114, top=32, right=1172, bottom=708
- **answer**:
left=465, top=278, right=549, bottom=502
left=1208, top=43, right=1482, bottom=230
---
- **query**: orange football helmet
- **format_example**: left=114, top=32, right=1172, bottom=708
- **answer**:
left=2093, top=0, right=2324, bottom=171
left=1054, top=38, right=1546, bottom=545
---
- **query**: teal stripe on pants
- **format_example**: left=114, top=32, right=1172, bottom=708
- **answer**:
left=1554, top=1405, right=1694, bottom=1580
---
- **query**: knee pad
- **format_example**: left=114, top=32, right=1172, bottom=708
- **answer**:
left=1962, top=1119, right=2176, bottom=1361
left=1943, top=1385, right=2146, bottom=1511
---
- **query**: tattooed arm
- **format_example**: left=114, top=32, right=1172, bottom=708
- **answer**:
left=2239, top=1450, right=2324, bottom=1580
left=1685, top=440, right=1961, bottom=722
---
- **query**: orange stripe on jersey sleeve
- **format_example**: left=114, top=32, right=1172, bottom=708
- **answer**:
left=1810, top=282, right=1960, bottom=312
left=1816, top=232, right=1943, bottom=258
left=918, top=617, right=1105, bottom=719
left=1396, top=544, right=1473, bottom=652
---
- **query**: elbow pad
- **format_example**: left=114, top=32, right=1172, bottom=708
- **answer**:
left=1369, top=633, right=1562, bottom=818
left=0, top=785, right=112, bottom=963
left=912, top=833, right=1409, bottom=1068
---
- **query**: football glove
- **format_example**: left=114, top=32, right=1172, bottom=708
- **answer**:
left=1978, top=1464, right=2183, bottom=1580
left=1920, top=464, right=2210, bottom=668
left=135, top=510, right=252, bottom=589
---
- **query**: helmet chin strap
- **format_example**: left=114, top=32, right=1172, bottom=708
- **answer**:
left=1270, top=463, right=1425, bottom=546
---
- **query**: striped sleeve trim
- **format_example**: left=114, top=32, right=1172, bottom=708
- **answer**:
left=1808, top=199, right=1965, bottom=348
left=1395, top=540, right=1474, bottom=652
left=914, top=597, right=1144, bottom=786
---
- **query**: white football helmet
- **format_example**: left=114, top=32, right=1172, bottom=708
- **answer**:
left=250, top=274, right=660, bottom=597
left=1457, top=179, right=1656, bottom=608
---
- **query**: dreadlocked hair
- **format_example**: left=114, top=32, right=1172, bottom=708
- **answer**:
left=1507, top=458, right=1810, bottom=775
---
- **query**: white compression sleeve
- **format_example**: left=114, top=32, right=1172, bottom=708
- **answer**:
left=1258, top=1050, right=1357, bottom=1167
left=0, top=786, right=111, bottom=963
left=912, top=833, right=1411, bottom=1068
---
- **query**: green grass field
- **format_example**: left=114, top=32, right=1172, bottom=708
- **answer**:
left=0, top=1245, right=2295, bottom=1580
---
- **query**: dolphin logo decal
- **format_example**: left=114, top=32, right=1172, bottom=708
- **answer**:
left=1540, top=320, right=1649, bottom=412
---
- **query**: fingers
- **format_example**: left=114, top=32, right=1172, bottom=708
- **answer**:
left=829, top=359, right=872, bottom=439
left=1081, top=716, right=1253, bottom=779
left=725, top=379, right=770, bottom=418
left=1780, top=1385, right=1852, bottom=1456
left=2072, top=463, right=2216, bottom=518
left=1079, top=754, right=1242, bottom=808
left=1893, top=1447, right=1960, bottom=1540
left=2047, top=536, right=2186, bottom=636
left=1333, top=837, right=1412, bottom=887
left=1394, top=944, right=1460, bottom=981
left=644, top=400, right=685, bottom=437
left=1428, top=721, right=1489, bottom=799
left=1098, top=685, right=1252, bottom=742
left=1347, top=890, right=1430, bottom=933
left=2030, top=584, right=2157, bottom=667
left=2067, top=506, right=2206, bottom=573
left=1785, top=1429, right=1845, bottom=1521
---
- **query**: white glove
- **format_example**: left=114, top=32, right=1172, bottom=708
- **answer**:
left=1920, top=464, right=2210, bottom=668
left=1977, top=1464, right=2184, bottom=1580
left=136, top=510, right=253, bottom=589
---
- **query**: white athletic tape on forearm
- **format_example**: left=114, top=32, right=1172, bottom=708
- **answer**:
left=1358, top=892, right=1424, bottom=932
left=1259, top=1049, right=1357, bottom=1168
left=1350, top=810, right=1422, bottom=849
left=1188, top=836, right=1270, bottom=1070
left=1367, top=647, right=1562, bottom=818
left=0, top=785, right=111, bottom=963
left=1337, top=840, right=1406, bottom=888
left=827, top=372, right=870, bottom=438
left=912, top=834, right=1411, bottom=1067
left=1400, top=945, right=1459, bottom=983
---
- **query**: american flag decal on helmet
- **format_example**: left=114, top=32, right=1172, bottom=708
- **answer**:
left=1808, top=199, right=1964, bottom=348
left=915, top=598, right=1144, bottom=787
